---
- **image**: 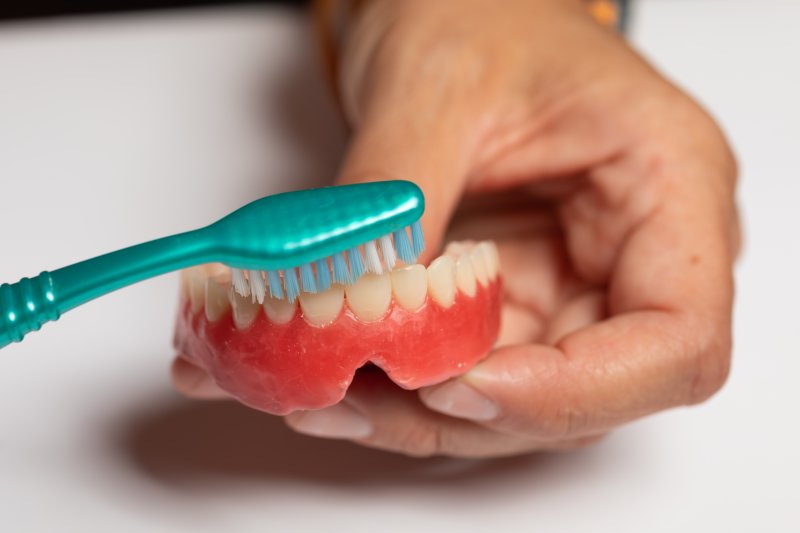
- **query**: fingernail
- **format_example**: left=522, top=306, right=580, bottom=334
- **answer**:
left=288, top=402, right=372, bottom=439
left=420, top=381, right=499, bottom=421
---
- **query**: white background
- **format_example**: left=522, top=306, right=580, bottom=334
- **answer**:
left=0, top=1, right=798, bottom=531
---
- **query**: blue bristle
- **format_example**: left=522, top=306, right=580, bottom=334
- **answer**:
left=410, top=221, right=425, bottom=258
left=315, top=259, right=331, bottom=291
left=348, top=247, right=365, bottom=282
left=266, top=270, right=283, bottom=299
left=299, top=263, right=317, bottom=293
left=283, top=268, right=300, bottom=303
left=393, top=228, right=415, bottom=264
left=332, top=252, right=350, bottom=285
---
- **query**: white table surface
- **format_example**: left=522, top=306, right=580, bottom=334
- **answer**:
left=1, top=1, right=798, bottom=531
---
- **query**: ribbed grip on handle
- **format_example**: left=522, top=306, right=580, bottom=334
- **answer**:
left=0, top=272, right=60, bottom=349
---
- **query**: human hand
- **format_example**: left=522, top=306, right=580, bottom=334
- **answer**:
left=280, top=0, right=739, bottom=457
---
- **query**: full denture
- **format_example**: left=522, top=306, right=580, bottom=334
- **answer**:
left=174, top=240, right=502, bottom=415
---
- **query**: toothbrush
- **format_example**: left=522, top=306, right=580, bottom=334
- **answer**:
left=0, top=180, right=425, bottom=350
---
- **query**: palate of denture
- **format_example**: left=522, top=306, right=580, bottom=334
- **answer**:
left=205, top=277, right=231, bottom=322
left=231, top=289, right=260, bottom=330
left=263, top=293, right=297, bottom=324
left=345, top=273, right=392, bottom=322
left=454, top=253, right=477, bottom=297
left=427, top=255, right=457, bottom=308
left=298, top=284, right=345, bottom=326
left=390, top=264, right=427, bottom=311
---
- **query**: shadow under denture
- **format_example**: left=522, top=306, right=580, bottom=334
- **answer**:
left=117, top=394, right=545, bottom=489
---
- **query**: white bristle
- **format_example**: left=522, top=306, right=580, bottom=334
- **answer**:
left=231, top=268, right=250, bottom=297
left=379, top=234, right=396, bottom=271
left=364, top=240, right=383, bottom=275
left=248, top=270, right=266, bottom=304
left=226, top=222, right=425, bottom=302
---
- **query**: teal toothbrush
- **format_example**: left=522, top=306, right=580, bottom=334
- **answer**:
left=0, top=180, right=425, bottom=349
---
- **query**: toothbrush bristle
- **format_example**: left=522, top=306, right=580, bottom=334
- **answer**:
left=379, top=234, right=397, bottom=271
left=364, top=240, right=383, bottom=275
left=226, top=220, right=426, bottom=302
left=348, top=247, right=365, bottom=282
left=299, top=263, right=317, bottom=293
left=266, top=270, right=283, bottom=299
left=393, top=228, right=415, bottom=264
left=410, top=221, right=425, bottom=258
left=231, top=268, right=250, bottom=297
left=332, top=252, right=350, bottom=285
left=283, top=268, right=300, bottom=303
left=315, top=258, right=331, bottom=292
left=248, top=269, right=266, bottom=304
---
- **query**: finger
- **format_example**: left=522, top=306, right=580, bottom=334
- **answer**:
left=285, top=369, right=539, bottom=458
left=170, top=356, right=230, bottom=400
left=542, top=289, right=606, bottom=345
left=420, top=158, right=736, bottom=440
left=333, top=81, right=475, bottom=264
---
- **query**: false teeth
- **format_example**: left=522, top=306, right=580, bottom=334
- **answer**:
left=390, top=264, right=427, bottom=311
left=231, top=289, right=260, bottom=330
left=299, top=284, right=344, bottom=326
left=187, top=271, right=205, bottom=314
left=478, top=241, right=500, bottom=281
left=346, top=273, right=392, bottom=322
left=205, top=277, right=231, bottom=322
left=469, top=246, right=489, bottom=287
left=263, top=294, right=297, bottom=324
left=427, top=255, right=456, bottom=308
left=189, top=240, right=500, bottom=325
left=455, top=253, right=477, bottom=297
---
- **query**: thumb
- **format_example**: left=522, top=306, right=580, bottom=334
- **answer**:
left=333, top=106, right=473, bottom=264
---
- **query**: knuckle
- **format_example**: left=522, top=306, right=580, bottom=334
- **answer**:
left=524, top=396, right=584, bottom=441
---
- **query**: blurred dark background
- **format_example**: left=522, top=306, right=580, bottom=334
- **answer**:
left=0, top=1, right=300, bottom=20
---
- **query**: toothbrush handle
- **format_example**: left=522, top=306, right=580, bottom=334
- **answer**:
left=0, top=229, right=211, bottom=349
left=0, top=273, right=60, bottom=349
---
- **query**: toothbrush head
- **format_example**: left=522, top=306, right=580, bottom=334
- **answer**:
left=210, top=181, right=425, bottom=303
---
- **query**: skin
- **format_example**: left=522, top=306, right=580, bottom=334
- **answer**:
left=173, top=0, right=739, bottom=458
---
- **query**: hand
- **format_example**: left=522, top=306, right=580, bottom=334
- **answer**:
left=282, top=0, right=739, bottom=457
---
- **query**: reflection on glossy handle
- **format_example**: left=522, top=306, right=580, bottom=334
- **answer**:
left=0, top=273, right=60, bottom=349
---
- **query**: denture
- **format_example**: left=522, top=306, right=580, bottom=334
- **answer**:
left=173, top=240, right=502, bottom=415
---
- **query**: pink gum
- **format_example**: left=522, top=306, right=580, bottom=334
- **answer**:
left=174, top=278, right=502, bottom=415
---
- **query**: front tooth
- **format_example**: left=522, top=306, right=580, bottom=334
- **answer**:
left=185, top=269, right=205, bottom=314
left=478, top=241, right=500, bottom=280
left=455, top=253, right=477, bottom=297
left=230, top=289, right=261, bottom=330
left=469, top=246, right=489, bottom=287
left=390, top=264, right=427, bottom=311
left=299, top=284, right=344, bottom=326
left=263, top=294, right=297, bottom=325
left=427, top=255, right=456, bottom=308
left=205, top=278, right=231, bottom=322
left=445, top=240, right=472, bottom=257
left=346, top=273, right=392, bottom=322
